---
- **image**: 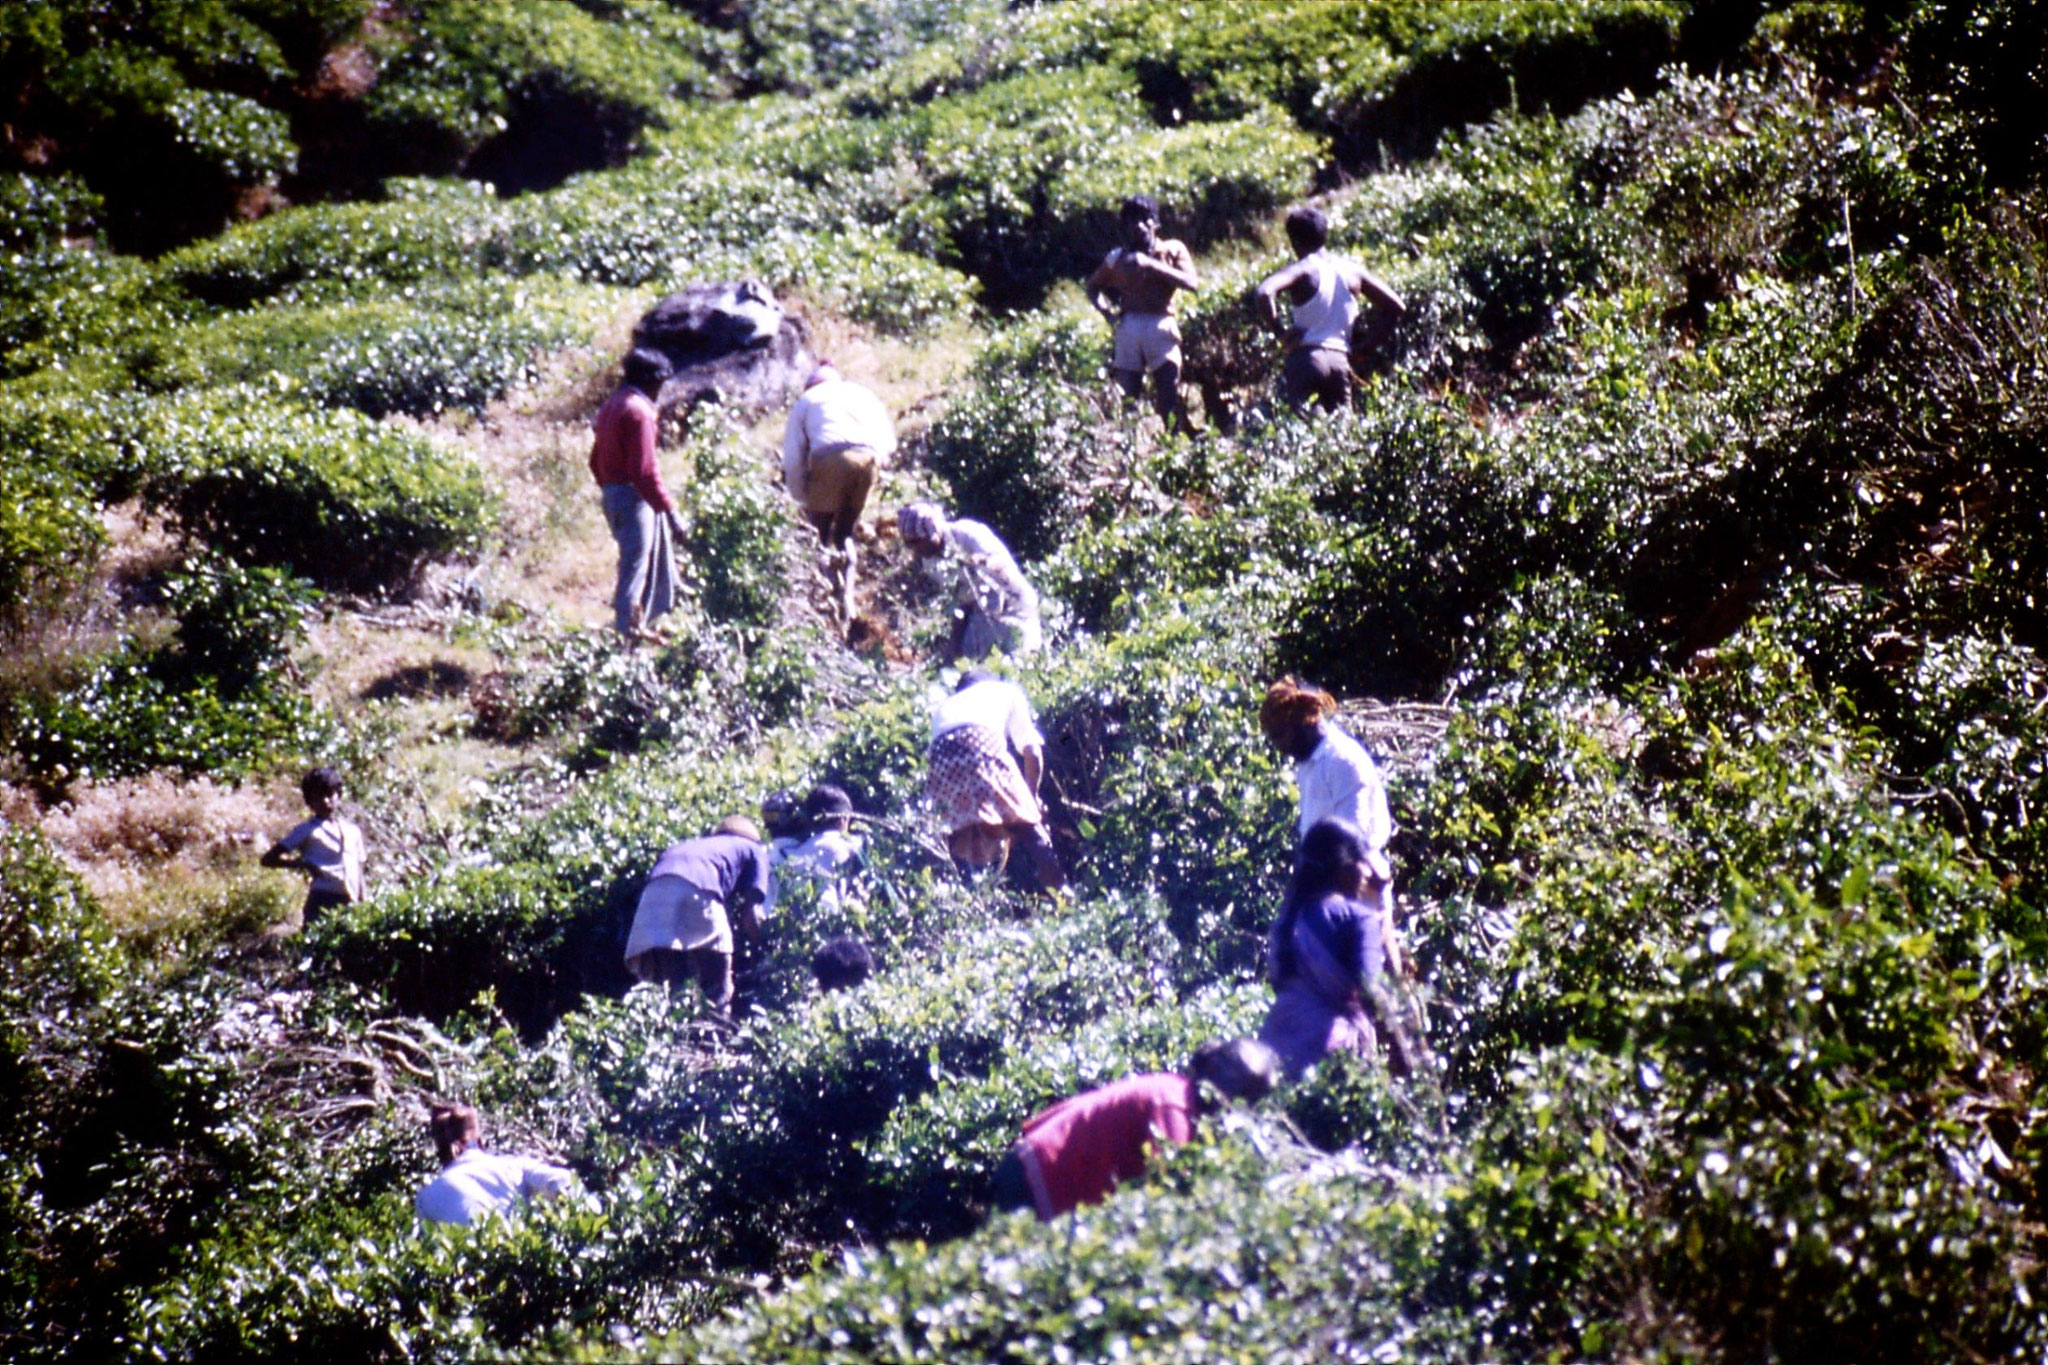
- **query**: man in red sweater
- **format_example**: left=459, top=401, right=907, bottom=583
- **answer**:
left=590, top=347, right=685, bottom=640
left=989, top=1037, right=1279, bottom=1220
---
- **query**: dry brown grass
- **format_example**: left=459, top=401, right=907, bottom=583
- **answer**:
left=23, top=771, right=302, bottom=938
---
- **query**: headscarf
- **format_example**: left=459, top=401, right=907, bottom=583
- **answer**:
left=898, top=501, right=948, bottom=544
left=1259, top=675, right=1336, bottom=745
left=714, top=815, right=763, bottom=842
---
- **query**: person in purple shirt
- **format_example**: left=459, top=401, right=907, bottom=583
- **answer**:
left=1258, top=816, right=1418, bottom=1081
left=623, top=815, right=773, bottom=1014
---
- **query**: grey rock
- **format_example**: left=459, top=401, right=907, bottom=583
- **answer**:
left=632, top=280, right=812, bottom=414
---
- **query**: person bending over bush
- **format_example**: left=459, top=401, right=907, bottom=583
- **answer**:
left=590, top=347, right=685, bottom=642
left=623, top=815, right=773, bottom=1017
left=989, top=1037, right=1278, bottom=1221
left=764, top=783, right=867, bottom=915
left=415, top=1102, right=578, bottom=1228
left=899, top=501, right=1042, bottom=660
left=1259, top=817, right=1419, bottom=1082
left=260, top=764, right=365, bottom=927
left=926, top=669, right=1065, bottom=895
left=781, top=360, right=894, bottom=624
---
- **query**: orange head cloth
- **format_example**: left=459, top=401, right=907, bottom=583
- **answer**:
left=1259, top=676, right=1335, bottom=745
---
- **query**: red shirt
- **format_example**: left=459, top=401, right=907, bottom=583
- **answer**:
left=588, top=387, right=674, bottom=515
left=1016, top=1073, right=1197, bottom=1219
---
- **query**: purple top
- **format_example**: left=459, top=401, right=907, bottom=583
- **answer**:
left=1269, top=891, right=1381, bottom=1003
left=649, top=833, right=772, bottom=908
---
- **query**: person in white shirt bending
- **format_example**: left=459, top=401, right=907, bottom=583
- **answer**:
left=415, top=1102, right=577, bottom=1228
left=261, top=765, right=365, bottom=926
left=764, top=783, right=867, bottom=916
left=1259, top=676, right=1407, bottom=978
left=1253, top=205, right=1405, bottom=416
left=926, top=670, right=1065, bottom=894
left=782, top=360, right=895, bottom=623
left=898, top=501, right=1042, bottom=662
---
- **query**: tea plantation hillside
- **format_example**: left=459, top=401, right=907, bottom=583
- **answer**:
left=3, top=1, right=2046, bottom=1360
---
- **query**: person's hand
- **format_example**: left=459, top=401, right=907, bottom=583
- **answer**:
left=665, top=509, right=686, bottom=539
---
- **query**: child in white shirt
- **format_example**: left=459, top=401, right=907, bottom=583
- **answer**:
left=262, top=765, right=365, bottom=924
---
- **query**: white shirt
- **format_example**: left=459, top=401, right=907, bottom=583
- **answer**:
left=1291, top=250, right=1362, bottom=353
left=782, top=379, right=896, bottom=498
left=931, top=677, right=1043, bottom=752
left=937, top=519, right=1037, bottom=622
left=769, top=829, right=865, bottom=914
left=278, top=815, right=365, bottom=901
left=415, top=1149, right=576, bottom=1227
left=1295, top=726, right=1392, bottom=877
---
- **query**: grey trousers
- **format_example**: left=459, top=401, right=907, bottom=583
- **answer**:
left=601, top=483, right=680, bottom=635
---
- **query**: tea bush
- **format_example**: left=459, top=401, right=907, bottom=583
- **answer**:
left=137, top=388, right=493, bottom=590
left=682, top=425, right=801, bottom=631
left=6, top=4, right=2048, bottom=1360
left=0, top=829, right=123, bottom=1062
left=919, top=370, right=1123, bottom=564
left=0, top=461, right=105, bottom=629
left=131, top=279, right=602, bottom=417
left=3, top=555, right=325, bottom=785
left=154, top=198, right=506, bottom=309
left=738, top=0, right=1007, bottom=94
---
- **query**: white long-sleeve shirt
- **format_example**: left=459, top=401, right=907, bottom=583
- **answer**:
left=415, top=1149, right=577, bottom=1227
left=781, top=379, right=896, bottom=500
left=1295, top=725, right=1392, bottom=878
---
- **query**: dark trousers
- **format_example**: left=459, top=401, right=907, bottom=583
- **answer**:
left=989, top=1146, right=1036, bottom=1217
left=1283, top=346, right=1352, bottom=414
left=303, top=887, right=353, bottom=923
left=640, top=946, right=734, bottom=1010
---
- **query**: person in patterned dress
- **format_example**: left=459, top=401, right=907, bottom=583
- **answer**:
left=926, top=670, right=1065, bottom=894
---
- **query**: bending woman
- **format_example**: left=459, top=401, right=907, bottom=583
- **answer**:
left=1258, top=816, right=1414, bottom=1081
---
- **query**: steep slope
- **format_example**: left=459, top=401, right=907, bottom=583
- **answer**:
left=1, top=3, right=2044, bottom=1362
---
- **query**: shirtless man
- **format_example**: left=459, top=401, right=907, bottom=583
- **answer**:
left=1253, top=205, right=1405, bottom=416
left=1086, top=194, right=1201, bottom=435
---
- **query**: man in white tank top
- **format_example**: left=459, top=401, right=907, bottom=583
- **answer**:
left=1254, top=205, right=1405, bottom=415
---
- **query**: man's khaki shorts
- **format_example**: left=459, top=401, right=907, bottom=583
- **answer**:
left=1113, top=312, right=1182, bottom=374
left=803, top=444, right=879, bottom=544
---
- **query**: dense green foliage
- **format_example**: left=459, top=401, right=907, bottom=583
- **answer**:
left=3, top=1, right=2046, bottom=1362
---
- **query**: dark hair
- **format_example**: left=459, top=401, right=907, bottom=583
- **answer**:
left=1273, top=817, right=1371, bottom=979
left=429, top=1101, right=480, bottom=1164
left=812, top=936, right=875, bottom=992
left=955, top=668, right=999, bottom=693
left=301, top=765, right=344, bottom=802
left=1284, top=205, right=1329, bottom=254
left=761, top=789, right=803, bottom=838
left=622, top=347, right=672, bottom=394
left=802, top=783, right=854, bottom=823
left=1120, top=194, right=1158, bottom=223
left=1190, top=1037, right=1278, bottom=1105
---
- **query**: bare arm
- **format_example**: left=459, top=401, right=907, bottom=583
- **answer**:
left=259, top=840, right=305, bottom=872
left=1347, top=262, right=1406, bottom=358
left=1254, top=260, right=1316, bottom=331
left=732, top=888, right=765, bottom=943
left=1017, top=744, right=1044, bottom=797
left=1134, top=245, right=1200, bottom=294
left=1085, top=255, right=1122, bottom=325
